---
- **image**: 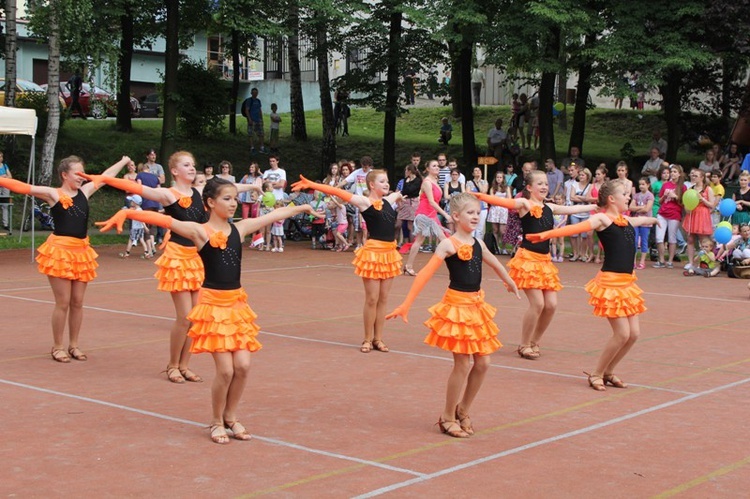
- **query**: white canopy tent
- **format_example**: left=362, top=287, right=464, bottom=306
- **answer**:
left=0, top=106, right=38, bottom=260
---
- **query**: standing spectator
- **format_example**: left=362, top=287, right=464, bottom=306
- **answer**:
left=465, top=166, right=489, bottom=241
left=653, top=164, right=686, bottom=268
left=242, top=88, right=266, bottom=153
left=262, top=155, right=287, bottom=201
left=487, top=119, right=508, bottom=161
left=649, top=130, right=667, bottom=158
left=136, top=162, right=162, bottom=248
left=403, top=68, right=417, bottom=105
left=217, top=160, right=235, bottom=183
left=629, top=177, right=655, bottom=269
left=438, top=117, right=453, bottom=145
left=238, top=162, right=263, bottom=219
left=527, top=93, right=540, bottom=150
left=641, top=148, right=663, bottom=183
left=0, top=152, right=12, bottom=231
left=203, top=163, right=215, bottom=181
left=397, top=164, right=422, bottom=245
left=66, top=69, right=86, bottom=119
left=144, top=148, right=165, bottom=186
left=334, top=89, right=350, bottom=137
left=512, top=162, right=533, bottom=197
left=561, top=146, right=586, bottom=179
left=340, top=156, right=375, bottom=249
left=447, top=158, right=466, bottom=184
left=471, top=65, right=485, bottom=107
left=437, top=153, right=451, bottom=190
left=322, top=162, right=341, bottom=187
left=487, top=170, right=511, bottom=254
left=545, top=158, right=564, bottom=201
left=517, top=94, right=530, bottom=149
left=269, top=103, right=281, bottom=153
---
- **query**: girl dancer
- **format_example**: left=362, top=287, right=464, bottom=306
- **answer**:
left=404, top=160, right=450, bottom=275
left=0, top=155, right=131, bottom=362
left=526, top=180, right=658, bottom=391
left=79, top=151, right=259, bottom=383
left=292, top=171, right=403, bottom=353
left=387, top=193, right=520, bottom=437
left=97, top=177, right=322, bottom=443
left=472, top=170, right=595, bottom=359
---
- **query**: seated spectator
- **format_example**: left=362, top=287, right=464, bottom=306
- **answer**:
left=721, top=143, right=744, bottom=183
left=641, top=148, right=663, bottom=182
left=698, top=149, right=720, bottom=175
left=487, top=118, right=508, bottom=160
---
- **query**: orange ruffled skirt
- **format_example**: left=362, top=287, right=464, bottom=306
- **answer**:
left=424, top=289, right=502, bottom=355
left=507, top=247, right=562, bottom=291
left=154, top=241, right=204, bottom=292
left=36, top=234, right=98, bottom=282
left=584, top=271, right=646, bottom=318
left=187, top=288, right=262, bottom=353
left=353, top=239, right=402, bottom=280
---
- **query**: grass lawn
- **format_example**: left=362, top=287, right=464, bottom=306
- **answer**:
left=1, top=105, right=709, bottom=250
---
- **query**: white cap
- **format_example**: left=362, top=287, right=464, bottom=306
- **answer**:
left=126, top=194, right=143, bottom=205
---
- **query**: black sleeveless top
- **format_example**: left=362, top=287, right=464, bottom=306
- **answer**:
left=199, top=225, right=243, bottom=290
left=447, top=182, right=462, bottom=197
left=598, top=221, right=636, bottom=274
left=163, top=188, right=208, bottom=247
left=446, top=238, right=482, bottom=292
left=52, top=190, right=89, bottom=239
left=361, top=201, right=397, bottom=242
left=401, top=177, right=421, bottom=198
left=519, top=204, right=553, bottom=254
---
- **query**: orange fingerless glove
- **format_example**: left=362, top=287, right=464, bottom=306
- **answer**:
left=78, top=172, right=143, bottom=195
left=526, top=220, right=592, bottom=243
left=0, top=178, right=32, bottom=195
left=471, top=191, right=516, bottom=209
left=291, top=175, right=353, bottom=203
left=386, top=255, right=444, bottom=323
left=126, top=209, right=173, bottom=229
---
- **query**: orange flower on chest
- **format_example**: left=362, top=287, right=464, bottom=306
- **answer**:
left=59, top=194, right=73, bottom=210
left=529, top=204, right=543, bottom=218
left=208, top=231, right=228, bottom=249
left=371, top=200, right=383, bottom=211
left=456, top=244, right=473, bottom=261
left=178, top=196, right=192, bottom=209
left=611, top=215, right=628, bottom=227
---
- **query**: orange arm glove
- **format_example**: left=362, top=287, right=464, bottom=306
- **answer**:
left=96, top=209, right=174, bottom=234
left=470, top=191, right=516, bottom=209
left=291, top=175, right=353, bottom=203
left=525, top=220, right=593, bottom=243
left=77, top=172, right=144, bottom=195
left=0, top=178, right=32, bottom=195
left=385, top=255, right=444, bottom=323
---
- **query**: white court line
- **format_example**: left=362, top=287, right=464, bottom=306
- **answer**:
left=0, top=378, right=425, bottom=478
left=354, top=376, right=750, bottom=498
left=0, top=294, right=696, bottom=395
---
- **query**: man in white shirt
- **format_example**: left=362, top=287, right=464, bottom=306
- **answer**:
left=437, top=153, right=451, bottom=189
left=471, top=66, right=485, bottom=107
left=545, top=159, right=564, bottom=201
left=487, top=119, right=508, bottom=161
left=641, top=147, right=663, bottom=183
left=262, top=155, right=287, bottom=200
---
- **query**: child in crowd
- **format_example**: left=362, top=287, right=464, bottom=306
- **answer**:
left=119, top=194, right=153, bottom=259
left=682, top=168, right=715, bottom=272
left=709, top=169, right=725, bottom=227
left=269, top=103, right=281, bottom=153
left=309, top=192, right=329, bottom=249
left=293, top=171, right=403, bottom=354
left=629, top=177, right=654, bottom=269
left=97, top=177, right=322, bottom=444
left=259, top=181, right=275, bottom=251
left=487, top=170, right=511, bottom=255
left=526, top=179, right=658, bottom=391
left=328, top=196, right=350, bottom=252
left=387, top=193, right=520, bottom=438
left=270, top=200, right=286, bottom=252
left=719, top=224, right=750, bottom=265
left=439, top=117, right=453, bottom=145
left=684, top=237, right=720, bottom=277
left=550, top=193, right=567, bottom=262
left=194, top=171, right=207, bottom=189
left=732, top=172, right=750, bottom=226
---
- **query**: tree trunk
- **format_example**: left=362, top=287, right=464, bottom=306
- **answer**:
left=538, top=72, right=557, bottom=163
left=568, top=60, right=592, bottom=155
left=160, top=0, right=179, bottom=177
left=4, top=0, right=17, bottom=108
left=40, top=9, right=61, bottom=186
left=660, top=73, right=682, bottom=163
left=229, top=31, right=240, bottom=135
left=730, top=75, right=750, bottom=147
left=115, top=7, right=134, bottom=132
left=457, top=41, right=476, bottom=167
left=382, top=8, right=402, bottom=179
left=557, top=68, right=567, bottom=131
left=316, top=23, right=336, bottom=177
left=288, top=4, right=307, bottom=141
left=447, top=40, right=461, bottom=119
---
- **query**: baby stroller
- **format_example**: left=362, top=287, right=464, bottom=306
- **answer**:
left=285, top=211, right=312, bottom=241
left=23, top=198, right=55, bottom=231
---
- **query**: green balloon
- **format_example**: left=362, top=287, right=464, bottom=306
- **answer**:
left=717, top=221, right=732, bottom=231
left=554, top=102, right=565, bottom=112
left=682, top=189, right=699, bottom=211
left=262, top=192, right=276, bottom=208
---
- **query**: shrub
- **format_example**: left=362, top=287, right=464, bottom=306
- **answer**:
left=15, top=92, right=67, bottom=136
left=175, top=59, right=229, bottom=138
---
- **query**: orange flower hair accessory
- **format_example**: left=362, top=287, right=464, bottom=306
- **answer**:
left=371, top=199, right=383, bottom=211
left=529, top=204, right=543, bottom=218
left=58, top=194, right=73, bottom=210
left=177, top=196, right=192, bottom=209
left=208, top=230, right=228, bottom=250
left=456, top=244, right=473, bottom=261
left=611, top=214, right=628, bottom=227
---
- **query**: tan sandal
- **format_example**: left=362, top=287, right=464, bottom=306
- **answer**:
left=360, top=340, right=372, bottom=353
left=164, top=365, right=185, bottom=383
left=437, top=417, right=470, bottom=438
left=517, top=344, right=539, bottom=360
left=224, top=421, right=252, bottom=441
left=530, top=342, right=540, bottom=357
left=67, top=346, right=87, bottom=361
left=603, top=373, right=628, bottom=388
left=179, top=368, right=203, bottom=383
left=585, top=372, right=606, bottom=391
left=209, top=423, right=230, bottom=444
left=51, top=347, right=71, bottom=363
left=372, top=339, right=389, bottom=352
left=455, top=406, right=474, bottom=435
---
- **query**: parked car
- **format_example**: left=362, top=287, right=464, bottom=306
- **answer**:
left=0, top=78, right=67, bottom=109
left=139, top=93, right=161, bottom=118
left=41, top=82, right=140, bottom=118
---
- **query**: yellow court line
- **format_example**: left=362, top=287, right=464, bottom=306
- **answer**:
left=653, top=455, right=750, bottom=498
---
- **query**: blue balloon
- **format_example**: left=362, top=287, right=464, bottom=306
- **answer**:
left=552, top=107, right=560, bottom=117
left=719, top=198, right=736, bottom=218
left=714, top=226, right=732, bottom=245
